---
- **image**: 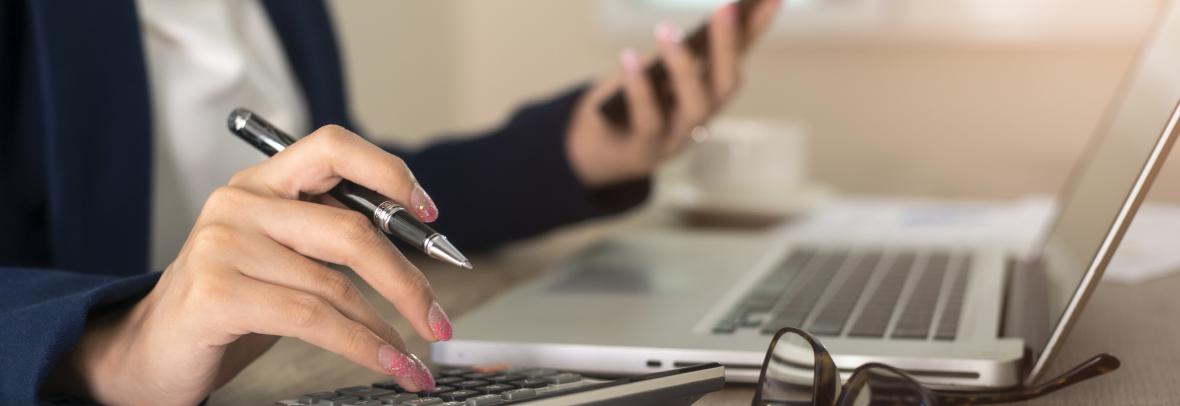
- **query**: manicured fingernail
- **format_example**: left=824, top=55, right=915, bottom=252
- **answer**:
left=620, top=48, right=640, bottom=76
left=428, top=301, right=453, bottom=341
left=379, top=346, right=436, bottom=391
left=410, top=183, right=438, bottom=223
left=719, top=2, right=737, bottom=22
left=655, top=22, right=682, bottom=44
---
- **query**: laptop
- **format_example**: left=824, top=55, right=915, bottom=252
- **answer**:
left=433, top=1, right=1180, bottom=390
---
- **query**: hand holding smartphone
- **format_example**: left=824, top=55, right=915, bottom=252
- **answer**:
left=597, top=0, right=774, bottom=130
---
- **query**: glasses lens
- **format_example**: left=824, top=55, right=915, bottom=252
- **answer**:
left=759, top=330, right=839, bottom=405
left=840, top=365, right=932, bottom=406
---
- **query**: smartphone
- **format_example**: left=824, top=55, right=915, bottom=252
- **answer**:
left=597, top=0, right=771, bottom=130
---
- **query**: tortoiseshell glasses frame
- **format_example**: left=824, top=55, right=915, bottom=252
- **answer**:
left=752, top=327, right=1120, bottom=406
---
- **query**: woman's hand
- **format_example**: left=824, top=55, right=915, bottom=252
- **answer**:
left=54, top=126, right=448, bottom=405
left=566, top=0, right=781, bottom=188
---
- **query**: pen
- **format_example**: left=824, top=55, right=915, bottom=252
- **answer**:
left=226, top=108, right=472, bottom=269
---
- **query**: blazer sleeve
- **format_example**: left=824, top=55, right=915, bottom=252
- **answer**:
left=0, top=268, right=161, bottom=404
left=385, top=85, right=651, bottom=251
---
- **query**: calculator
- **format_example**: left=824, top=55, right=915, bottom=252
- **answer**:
left=275, top=362, right=725, bottom=406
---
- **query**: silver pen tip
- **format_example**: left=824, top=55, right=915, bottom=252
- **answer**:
left=425, top=234, right=473, bottom=269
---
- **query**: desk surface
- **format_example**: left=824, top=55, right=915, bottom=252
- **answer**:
left=209, top=218, right=1180, bottom=405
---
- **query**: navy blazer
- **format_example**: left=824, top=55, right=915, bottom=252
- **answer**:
left=0, top=1, right=646, bottom=403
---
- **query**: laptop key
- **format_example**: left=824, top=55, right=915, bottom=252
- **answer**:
left=809, top=252, right=882, bottom=336
left=741, top=295, right=778, bottom=311
left=807, top=319, right=845, bottom=336
left=935, top=256, right=971, bottom=340
left=713, top=321, right=737, bottom=334
left=740, top=311, right=767, bottom=327
left=848, top=253, right=916, bottom=337
left=892, top=254, right=949, bottom=339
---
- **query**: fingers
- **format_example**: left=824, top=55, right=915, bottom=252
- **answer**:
left=656, top=23, right=712, bottom=156
left=746, top=0, right=783, bottom=42
left=232, top=125, right=439, bottom=222
left=214, top=276, right=436, bottom=391
left=221, top=232, right=409, bottom=351
left=200, top=186, right=449, bottom=342
left=619, top=48, right=662, bottom=141
left=708, top=3, right=741, bottom=105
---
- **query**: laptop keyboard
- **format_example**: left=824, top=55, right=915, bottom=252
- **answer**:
left=715, top=247, right=972, bottom=340
left=276, top=367, right=604, bottom=405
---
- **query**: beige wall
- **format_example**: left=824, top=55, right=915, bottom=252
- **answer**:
left=329, top=1, right=1180, bottom=201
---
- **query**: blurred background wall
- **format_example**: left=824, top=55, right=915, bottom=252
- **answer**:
left=326, top=0, right=1180, bottom=201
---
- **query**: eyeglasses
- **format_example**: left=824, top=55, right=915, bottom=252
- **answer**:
left=753, top=327, right=1120, bottom=406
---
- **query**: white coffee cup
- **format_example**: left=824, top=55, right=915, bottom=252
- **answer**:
left=659, top=118, right=826, bottom=223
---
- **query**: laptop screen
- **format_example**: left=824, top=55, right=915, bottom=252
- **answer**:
left=1033, top=2, right=1180, bottom=381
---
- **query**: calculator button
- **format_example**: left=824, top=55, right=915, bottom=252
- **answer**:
left=452, top=380, right=489, bottom=390
left=463, top=372, right=500, bottom=380
left=400, top=398, right=443, bottom=406
left=298, top=392, right=338, bottom=404
left=377, top=393, right=419, bottom=404
left=343, top=401, right=383, bottom=406
left=463, top=394, right=504, bottom=406
left=438, top=390, right=480, bottom=402
left=434, top=377, right=465, bottom=386
left=419, top=386, right=455, bottom=398
left=438, top=368, right=473, bottom=377
left=318, top=396, right=360, bottom=406
left=338, top=387, right=396, bottom=399
left=519, top=369, right=557, bottom=379
left=474, top=384, right=513, bottom=395
left=372, top=381, right=405, bottom=392
left=485, top=374, right=522, bottom=384
left=544, top=373, right=582, bottom=385
left=511, top=378, right=547, bottom=389
left=500, top=388, right=536, bottom=401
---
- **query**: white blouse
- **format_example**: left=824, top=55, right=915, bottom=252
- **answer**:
left=137, top=0, right=311, bottom=270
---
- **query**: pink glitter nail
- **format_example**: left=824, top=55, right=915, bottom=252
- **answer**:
left=428, top=301, right=453, bottom=341
left=379, top=346, right=436, bottom=391
left=410, top=183, right=439, bottom=223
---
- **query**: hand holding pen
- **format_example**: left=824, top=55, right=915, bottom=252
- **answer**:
left=56, top=121, right=451, bottom=405
left=228, top=109, right=471, bottom=269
